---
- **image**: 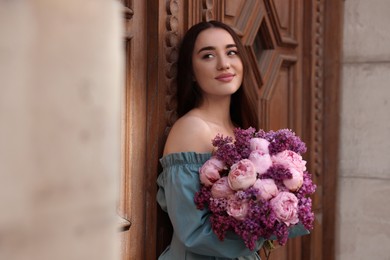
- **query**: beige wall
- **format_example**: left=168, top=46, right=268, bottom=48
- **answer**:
left=337, top=0, right=390, bottom=259
left=0, top=1, right=122, bottom=259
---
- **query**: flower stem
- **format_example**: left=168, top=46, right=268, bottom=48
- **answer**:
left=262, top=240, right=275, bottom=260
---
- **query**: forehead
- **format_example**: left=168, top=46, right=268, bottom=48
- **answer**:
left=194, top=28, right=236, bottom=50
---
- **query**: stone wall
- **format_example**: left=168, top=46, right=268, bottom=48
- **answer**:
left=0, top=1, right=122, bottom=259
left=337, top=0, right=390, bottom=259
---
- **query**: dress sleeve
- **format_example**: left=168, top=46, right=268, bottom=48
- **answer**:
left=157, top=153, right=264, bottom=258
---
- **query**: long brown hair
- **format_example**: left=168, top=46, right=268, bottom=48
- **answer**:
left=176, top=20, right=259, bottom=128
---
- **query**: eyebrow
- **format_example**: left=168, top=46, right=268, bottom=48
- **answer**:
left=197, top=44, right=237, bottom=54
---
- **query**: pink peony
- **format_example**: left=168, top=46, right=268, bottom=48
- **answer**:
left=227, top=159, right=257, bottom=190
left=249, top=138, right=270, bottom=154
left=211, top=177, right=235, bottom=198
left=283, top=168, right=303, bottom=191
left=227, top=197, right=249, bottom=220
left=272, top=150, right=307, bottom=173
left=253, top=179, right=279, bottom=200
left=270, top=191, right=299, bottom=226
left=199, top=157, right=225, bottom=187
left=248, top=150, right=273, bottom=175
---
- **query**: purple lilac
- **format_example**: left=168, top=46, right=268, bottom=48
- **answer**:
left=252, top=201, right=277, bottom=238
left=245, top=201, right=277, bottom=243
left=209, top=197, right=228, bottom=213
left=298, top=197, right=315, bottom=230
left=261, top=165, right=292, bottom=190
left=194, top=186, right=211, bottom=210
left=235, top=187, right=258, bottom=201
left=274, top=222, right=289, bottom=245
left=210, top=214, right=237, bottom=241
left=253, top=129, right=266, bottom=138
left=233, top=218, right=262, bottom=250
left=265, top=129, right=307, bottom=155
left=296, top=171, right=317, bottom=199
left=212, top=134, right=241, bottom=166
left=261, top=165, right=292, bottom=181
left=212, top=134, right=234, bottom=147
left=233, top=127, right=256, bottom=159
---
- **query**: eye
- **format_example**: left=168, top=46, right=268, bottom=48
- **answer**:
left=227, top=50, right=238, bottom=56
left=201, top=53, right=214, bottom=59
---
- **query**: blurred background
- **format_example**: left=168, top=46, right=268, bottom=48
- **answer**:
left=0, top=0, right=389, bottom=259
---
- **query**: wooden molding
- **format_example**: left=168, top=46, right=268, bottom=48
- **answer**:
left=123, top=6, right=134, bottom=20
left=117, top=215, right=131, bottom=232
left=202, top=0, right=214, bottom=21
left=264, top=0, right=299, bottom=47
left=321, top=0, right=343, bottom=259
left=313, top=0, right=324, bottom=180
left=165, top=0, right=180, bottom=129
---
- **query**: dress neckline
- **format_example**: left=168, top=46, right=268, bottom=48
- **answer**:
left=160, top=152, right=212, bottom=168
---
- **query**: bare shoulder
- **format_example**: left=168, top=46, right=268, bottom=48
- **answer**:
left=163, top=114, right=214, bottom=155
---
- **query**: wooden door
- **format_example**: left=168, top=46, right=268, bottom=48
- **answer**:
left=182, top=1, right=318, bottom=259
left=119, top=0, right=342, bottom=259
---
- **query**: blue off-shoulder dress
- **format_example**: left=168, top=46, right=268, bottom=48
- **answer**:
left=156, top=152, right=309, bottom=260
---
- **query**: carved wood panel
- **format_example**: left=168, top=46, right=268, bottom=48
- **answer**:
left=221, top=1, right=307, bottom=259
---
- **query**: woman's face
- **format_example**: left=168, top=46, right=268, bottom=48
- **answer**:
left=192, top=28, right=243, bottom=101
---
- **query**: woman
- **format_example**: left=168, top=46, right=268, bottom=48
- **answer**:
left=157, top=20, right=261, bottom=260
left=157, top=21, right=307, bottom=259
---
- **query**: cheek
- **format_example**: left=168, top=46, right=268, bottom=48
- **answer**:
left=236, top=61, right=244, bottom=77
left=235, top=66, right=244, bottom=86
left=192, top=63, right=214, bottom=90
left=192, top=62, right=207, bottom=81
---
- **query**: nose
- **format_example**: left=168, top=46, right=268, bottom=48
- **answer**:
left=217, top=56, right=230, bottom=70
left=217, top=63, right=230, bottom=70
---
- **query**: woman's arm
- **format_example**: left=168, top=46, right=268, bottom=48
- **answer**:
left=157, top=158, right=263, bottom=257
left=159, top=114, right=263, bottom=257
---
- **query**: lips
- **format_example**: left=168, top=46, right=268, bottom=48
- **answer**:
left=215, top=73, right=235, bottom=82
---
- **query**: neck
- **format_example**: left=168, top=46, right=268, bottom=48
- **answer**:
left=196, top=95, right=233, bottom=127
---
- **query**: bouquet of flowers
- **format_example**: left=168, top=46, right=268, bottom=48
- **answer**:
left=194, top=127, right=316, bottom=251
